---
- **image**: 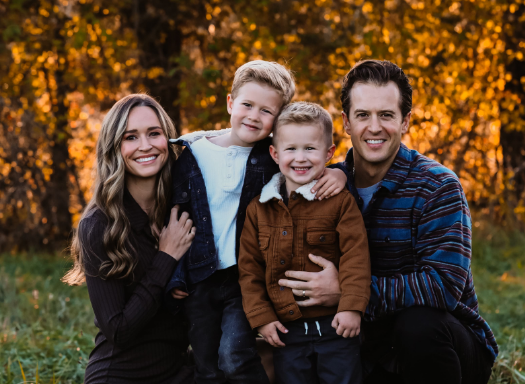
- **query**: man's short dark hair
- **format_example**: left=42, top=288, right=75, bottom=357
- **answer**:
left=340, top=60, right=412, bottom=118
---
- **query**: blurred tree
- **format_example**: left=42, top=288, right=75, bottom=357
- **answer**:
left=1, top=0, right=524, bottom=251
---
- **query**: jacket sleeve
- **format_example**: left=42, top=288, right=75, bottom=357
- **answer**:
left=336, top=192, right=371, bottom=314
left=238, top=201, right=279, bottom=329
left=367, top=180, right=472, bottom=319
left=81, top=216, right=178, bottom=348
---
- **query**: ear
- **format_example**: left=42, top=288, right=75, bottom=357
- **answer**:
left=269, top=145, right=279, bottom=165
left=326, top=144, right=336, bottom=162
left=342, top=112, right=351, bottom=135
left=401, top=111, right=411, bottom=135
left=226, top=94, right=233, bottom=115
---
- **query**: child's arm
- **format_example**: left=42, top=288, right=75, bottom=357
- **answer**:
left=332, top=310, right=361, bottom=338
left=336, top=192, right=371, bottom=316
left=238, top=201, right=280, bottom=329
left=258, top=321, right=288, bottom=348
left=311, top=168, right=347, bottom=200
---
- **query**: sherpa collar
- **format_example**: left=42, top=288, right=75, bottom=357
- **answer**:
left=259, top=172, right=319, bottom=203
left=168, top=128, right=232, bottom=146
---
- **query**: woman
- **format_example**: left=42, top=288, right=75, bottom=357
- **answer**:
left=63, top=94, right=195, bottom=383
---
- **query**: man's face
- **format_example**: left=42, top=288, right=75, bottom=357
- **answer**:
left=342, top=81, right=410, bottom=170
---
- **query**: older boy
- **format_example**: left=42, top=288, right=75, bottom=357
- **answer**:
left=165, top=62, right=347, bottom=383
left=238, top=102, right=370, bottom=384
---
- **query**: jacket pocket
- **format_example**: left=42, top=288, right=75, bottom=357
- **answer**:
left=258, top=233, right=271, bottom=262
left=172, top=181, right=190, bottom=205
left=306, top=230, right=339, bottom=261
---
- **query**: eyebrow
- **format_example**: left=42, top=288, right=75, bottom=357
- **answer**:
left=354, top=109, right=397, bottom=115
left=124, top=126, right=162, bottom=133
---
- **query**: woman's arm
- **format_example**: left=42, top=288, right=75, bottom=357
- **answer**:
left=82, top=207, right=194, bottom=347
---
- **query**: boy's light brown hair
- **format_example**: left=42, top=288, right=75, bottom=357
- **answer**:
left=273, top=102, right=333, bottom=147
left=231, top=60, right=295, bottom=106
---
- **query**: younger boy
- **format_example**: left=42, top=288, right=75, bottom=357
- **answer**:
left=165, top=62, right=347, bottom=383
left=238, top=102, right=371, bottom=384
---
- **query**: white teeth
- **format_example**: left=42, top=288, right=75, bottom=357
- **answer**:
left=136, top=156, right=156, bottom=163
left=293, top=167, right=309, bottom=171
left=366, top=140, right=385, bottom=144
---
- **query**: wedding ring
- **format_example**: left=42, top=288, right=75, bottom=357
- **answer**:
left=302, top=290, right=306, bottom=298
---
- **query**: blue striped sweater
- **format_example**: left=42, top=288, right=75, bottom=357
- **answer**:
left=334, top=144, right=498, bottom=359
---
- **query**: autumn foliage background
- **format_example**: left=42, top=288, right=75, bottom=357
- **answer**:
left=1, top=1, right=525, bottom=383
left=1, top=0, right=525, bottom=251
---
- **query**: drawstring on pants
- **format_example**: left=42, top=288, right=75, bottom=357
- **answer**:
left=304, top=321, right=322, bottom=336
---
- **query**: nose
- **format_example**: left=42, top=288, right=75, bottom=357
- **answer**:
left=295, top=150, right=306, bottom=161
left=248, top=108, right=260, bottom=122
left=138, top=135, right=153, bottom=151
left=369, top=114, right=381, bottom=133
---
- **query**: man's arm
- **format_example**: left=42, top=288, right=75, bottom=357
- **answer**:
left=280, top=180, right=472, bottom=317
left=367, top=180, right=472, bottom=319
left=278, top=254, right=341, bottom=307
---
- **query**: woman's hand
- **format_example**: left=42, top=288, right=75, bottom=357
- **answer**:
left=159, top=205, right=196, bottom=261
left=278, top=254, right=341, bottom=307
left=311, top=168, right=347, bottom=200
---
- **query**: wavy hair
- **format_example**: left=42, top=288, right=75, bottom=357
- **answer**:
left=63, top=94, right=178, bottom=285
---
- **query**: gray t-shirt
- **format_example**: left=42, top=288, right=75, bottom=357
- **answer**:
left=357, top=182, right=381, bottom=213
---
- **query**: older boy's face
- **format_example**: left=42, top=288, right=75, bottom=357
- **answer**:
left=270, top=124, right=335, bottom=193
left=227, top=82, right=283, bottom=146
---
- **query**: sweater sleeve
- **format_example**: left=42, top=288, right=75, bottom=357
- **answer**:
left=336, top=192, right=371, bottom=314
left=238, top=201, right=279, bottom=329
left=80, top=216, right=178, bottom=347
left=367, top=181, right=472, bottom=319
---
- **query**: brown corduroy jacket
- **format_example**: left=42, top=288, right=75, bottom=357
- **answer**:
left=238, top=173, right=371, bottom=329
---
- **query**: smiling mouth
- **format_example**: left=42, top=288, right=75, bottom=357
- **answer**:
left=135, top=155, right=157, bottom=163
left=292, top=167, right=311, bottom=172
left=365, top=139, right=386, bottom=144
left=243, top=123, right=259, bottom=130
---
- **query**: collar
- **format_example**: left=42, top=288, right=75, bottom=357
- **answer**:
left=259, top=173, right=319, bottom=203
left=344, top=143, right=413, bottom=194
left=123, top=188, right=150, bottom=232
left=168, top=128, right=231, bottom=147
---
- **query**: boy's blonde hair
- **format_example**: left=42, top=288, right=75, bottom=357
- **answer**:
left=274, top=102, right=334, bottom=147
left=231, top=60, right=295, bottom=106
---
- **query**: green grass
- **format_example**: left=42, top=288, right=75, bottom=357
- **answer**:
left=1, top=223, right=524, bottom=383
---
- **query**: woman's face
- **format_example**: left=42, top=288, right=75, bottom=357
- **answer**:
left=120, top=106, right=169, bottom=182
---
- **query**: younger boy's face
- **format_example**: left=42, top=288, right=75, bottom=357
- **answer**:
left=227, top=82, right=283, bottom=146
left=270, top=123, right=335, bottom=193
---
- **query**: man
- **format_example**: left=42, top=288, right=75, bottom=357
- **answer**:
left=280, top=59, right=497, bottom=384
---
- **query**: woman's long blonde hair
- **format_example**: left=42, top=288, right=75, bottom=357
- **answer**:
left=63, top=94, right=178, bottom=285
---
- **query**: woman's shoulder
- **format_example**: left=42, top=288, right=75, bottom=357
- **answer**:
left=77, top=207, right=110, bottom=248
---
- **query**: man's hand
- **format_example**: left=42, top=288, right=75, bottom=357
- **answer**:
left=332, top=310, right=361, bottom=338
left=311, top=168, right=347, bottom=200
left=278, top=254, right=341, bottom=307
left=170, top=288, right=189, bottom=299
left=257, top=321, right=288, bottom=348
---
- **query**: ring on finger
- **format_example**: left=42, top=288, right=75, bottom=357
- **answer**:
left=302, top=290, right=306, bottom=298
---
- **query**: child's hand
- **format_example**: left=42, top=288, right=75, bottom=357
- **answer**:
left=332, top=310, right=361, bottom=338
left=311, top=168, right=347, bottom=200
left=171, top=288, right=189, bottom=299
left=257, top=321, right=288, bottom=348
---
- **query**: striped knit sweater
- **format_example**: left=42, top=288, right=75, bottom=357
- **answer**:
left=333, top=143, right=498, bottom=359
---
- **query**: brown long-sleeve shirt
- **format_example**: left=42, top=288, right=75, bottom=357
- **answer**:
left=238, top=173, right=371, bottom=329
left=81, top=190, right=189, bottom=384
